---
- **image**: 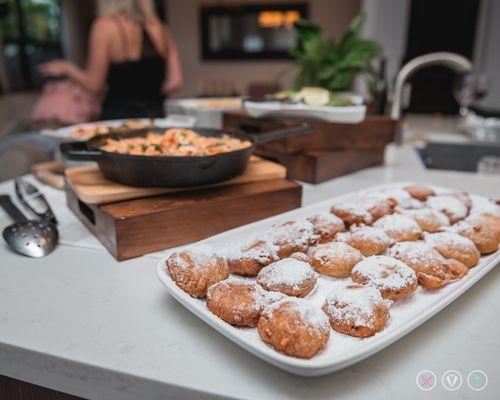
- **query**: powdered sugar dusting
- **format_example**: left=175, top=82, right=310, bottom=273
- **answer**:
left=378, top=188, right=424, bottom=209
left=262, top=299, right=330, bottom=334
left=469, top=195, right=500, bottom=217
left=424, top=231, right=477, bottom=252
left=352, top=255, right=416, bottom=291
left=427, top=195, right=468, bottom=221
left=349, top=225, right=393, bottom=246
left=330, top=201, right=373, bottom=223
left=167, top=244, right=219, bottom=271
left=373, top=214, right=422, bottom=238
left=313, top=241, right=362, bottom=261
left=323, top=282, right=391, bottom=328
left=264, top=220, right=317, bottom=249
left=257, top=258, right=317, bottom=287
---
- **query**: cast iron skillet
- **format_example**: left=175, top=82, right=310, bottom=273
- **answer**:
left=60, top=124, right=312, bottom=187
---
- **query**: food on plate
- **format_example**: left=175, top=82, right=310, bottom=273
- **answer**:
left=263, top=220, right=318, bottom=258
left=330, top=202, right=374, bottom=226
left=466, top=197, right=500, bottom=241
left=72, top=119, right=152, bottom=139
left=446, top=221, right=499, bottom=255
left=311, top=242, right=363, bottom=278
left=227, top=240, right=279, bottom=277
left=165, top=245, right=229, bottom=297
left=467, top=213, right=500, bottom=242
left=160, top=184, right=500, bottom=361
left=307, top=213, right=345, bottom=243
left=351, top=256, right=418, bottom=300
left=363, top=195, right=397, bottom=221
left=387, top=241, right=468, bottom=289
left=336, top=225, right=393, bottom=256
left=322, top=283, right=391, bottom=338
left=100, top=128, right=251, bottom=156
left=424, top=232, right=480, bottom=268
left=207, top=280, right=267, bottom=327
left=426, top=194, right=469, bottom=223
left=397, top=207, right=450, bottom=233
left=380, top=188, right=424, bottom=209
left=404, top=184, right=436, bottom=201
left=272, top=86, right=356, bottom=107
left=258, top=299, right=330, bottom=358
left=256, top=258, right=317, bottom=297
left=372, top=214, right=423, bottom=242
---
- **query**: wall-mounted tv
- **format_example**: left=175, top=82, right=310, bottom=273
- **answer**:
left=200, top=3, right=309, bottom=61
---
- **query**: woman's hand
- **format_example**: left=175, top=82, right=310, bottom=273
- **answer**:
left=38, top=60, right=75, bottom=77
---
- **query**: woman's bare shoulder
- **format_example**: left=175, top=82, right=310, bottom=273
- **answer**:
left=90, top=17, right=119, bottom=34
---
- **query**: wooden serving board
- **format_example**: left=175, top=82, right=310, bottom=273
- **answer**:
left=223, top=111, right=395, bottom=153
left=256, top=147, right=385, bottom=184
left=65, top=156, right=286, bottom=204
left=66, top=179, right=302, bottom=260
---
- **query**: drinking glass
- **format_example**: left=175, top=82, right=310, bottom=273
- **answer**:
left=453, top=73, right=488, bottom=116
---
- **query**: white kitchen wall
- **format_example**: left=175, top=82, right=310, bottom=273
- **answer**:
left=167, top=0, right=360, bottom=98
left=475, top=0, right=500, bottom=108
left=361, top=0, right=411, bottom=90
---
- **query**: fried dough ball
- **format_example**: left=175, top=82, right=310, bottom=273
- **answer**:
left=424, top=232, right=480, bottom=268
left=256, top=258, right=317, bottom=297
left=372, top=214, right=423, bottom=242
left=166, top=245, right=229, bottom=297
left=466, top=212, right=500, bottom=242
left=398, top=207, right=450, bottom=233
left=330, top=202, right=373, bottom=226
left=207, top=280, right=267, bottom=327
left=289, top=251, right=311, bottom=263
left=427, top=194, right=468, bottom=224
left=258, top=299, right=330, bottom=359
left=381, top=188, right=424, bottom=209
left=227, top=240, right=279, bottom=277
left=307, top=213, right=345, bottom=243
left=351, top=256, right=418, bottom=300
left=310, top=242, right=363, bottom=278
left=337, top=225, right=393, bottom=256
left=387, top=241, right=468, bottom=289
left=322, top=282, right=390, bottom=338
left=447, top=221, right=499, bottom=255
left=363, top=195, right=397, bottom=221
left=264, top=220, right=318, bottom=258
left=404, top=185, right=436, bottom=201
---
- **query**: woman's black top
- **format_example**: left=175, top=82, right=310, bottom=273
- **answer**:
left=101, top=18, right=166, bottom=120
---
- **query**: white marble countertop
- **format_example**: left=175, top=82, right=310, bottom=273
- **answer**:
left=0, top=135, right=499, bottom=399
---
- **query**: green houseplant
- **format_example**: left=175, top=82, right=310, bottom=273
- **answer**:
left=277, top=14, right=381, bottom=92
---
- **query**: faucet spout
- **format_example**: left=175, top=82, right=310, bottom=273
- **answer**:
left=390, top=52, right=473, bottom=120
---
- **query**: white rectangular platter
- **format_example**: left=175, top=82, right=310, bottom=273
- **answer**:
left=156, top=182, right=500, bottom=376
left=244, top=98, right=366, bottom=124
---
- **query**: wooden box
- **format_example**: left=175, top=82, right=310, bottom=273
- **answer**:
left=66, top=179, right=302, bottom=261
left=223, top=111, right=395, bottom=183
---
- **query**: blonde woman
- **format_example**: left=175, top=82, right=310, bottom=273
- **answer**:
left=38, top=0, right=183, bottom=119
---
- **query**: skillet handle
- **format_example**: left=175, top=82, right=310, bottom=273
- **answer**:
left=60, top=141, right=103, bottom=161
left=251, top=123, right=313, bottom=144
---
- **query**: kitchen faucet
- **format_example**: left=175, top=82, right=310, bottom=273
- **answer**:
left=390, top=52, right=473, bottom=143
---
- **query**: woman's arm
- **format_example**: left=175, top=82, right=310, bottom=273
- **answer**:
left=162, top=24, right=183, bottom=94
left=38, top=19, right=110, bottom=95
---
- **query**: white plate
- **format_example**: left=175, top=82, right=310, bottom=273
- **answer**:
left=156, top=182, right=500, bottom=376
left=244, top=95, right=366, bottom=124
left=41, top=115, right=197, bottom=142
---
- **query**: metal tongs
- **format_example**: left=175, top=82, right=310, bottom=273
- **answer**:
left=14, top=177, right=58, bottom=225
